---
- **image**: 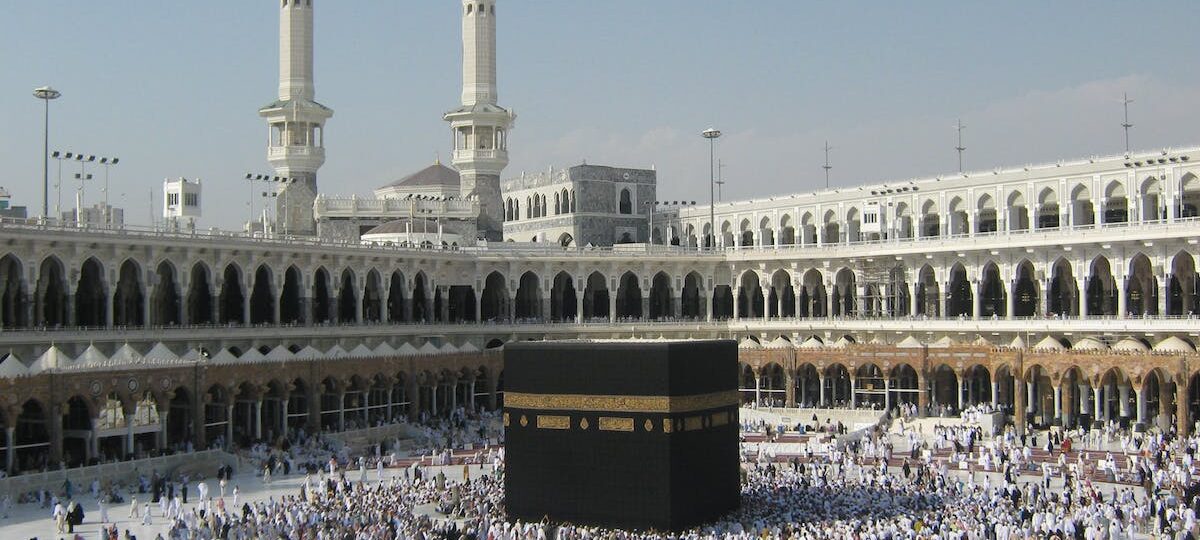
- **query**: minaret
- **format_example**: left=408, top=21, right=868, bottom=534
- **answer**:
left=259, top=0, right=332, bottom=236
left=445, top=0, right=514, bottom=242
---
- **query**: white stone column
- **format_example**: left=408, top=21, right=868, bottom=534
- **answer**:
left=1026, top=381, right=1036, bottom=413
left=225, top=404, right=234, bottom=448
left=280, top=399, right=289, bottom=440
left=884, top=378, right=891, bottom=410
left=850, top=376, right=858, bottom=408
left=1135, top=388, right=1147, bottom=425
left=1119, top=385, right=1131, bottom=418
left=254, top=399, right=263, bottom=440
left=991, top=382, right=999, bottom=407
left=1093, top=386, right=1102, bottom=421
left=1053, top=385, right=1062, bottom=423
left=754, top=375, right=762, bottom=407
left=431, top=385, right=438, bottom=417
left=957, top=377, right=965, bottom=411
left=818, top=374, right=826, bottom=407
left=5, top=427, right=15, bottom=472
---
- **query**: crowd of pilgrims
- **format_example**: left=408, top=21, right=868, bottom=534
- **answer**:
left=56, top=412, right=1197, bottom=540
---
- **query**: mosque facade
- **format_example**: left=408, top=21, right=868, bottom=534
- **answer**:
left=0, top=0, right=1198, bottom=477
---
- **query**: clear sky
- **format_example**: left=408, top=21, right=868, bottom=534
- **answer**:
left=3, top=1, right=1199, bottom=228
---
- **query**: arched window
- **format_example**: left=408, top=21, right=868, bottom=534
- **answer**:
left=619, top=189, right=632, bottom=215
left=554, top=193, right=561, bottom=215
left=526, top=197, right=533, bottom=219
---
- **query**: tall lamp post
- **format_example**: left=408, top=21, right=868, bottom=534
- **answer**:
left=99, top=157, right=120, bottom=227
left=33, top=86, right=61, bottom=220
left=702, top=128, right=721, bottom=249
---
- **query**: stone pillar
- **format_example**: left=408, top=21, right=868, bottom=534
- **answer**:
left=1026, top=381, right=1036, bottom=413
left=379, top=294, right=389, bottom=323
left=938, top=283, right=948, bottom=317
left=575, top=291, right=584, bottom=323
left=1104, top=384, right=1114, bottom=421
left=732, top=287, right=741, bottom=319
left=1013, top=375, right=1026, bottom=436
left=254, top=399, right=263, bottom=440
left=754, top=375, right=761, bottom=407
left=280, top=399, right=289, bottom=440
left=818, top=373, right=826, bottom=407
left=337, top=391, right=346, bottom=430
left=641, top=293, right=650, bottom=321
left=991, top=382, right=1000, bottom=407
left=917, top=375, right=929, bottom=417
left=6, top=426, right=15, bottom=473
left=469, top=381, right=477, bottom=410
left=761, top=288, right=770, bottom=319
left=1178, top=378, right=1191, bottom=437
left=909, top=283, right=919, bottom=316
left=430, top=385, right=438, bottom=417
left=1093, top=386, right=1102, bottom=422
left=849, top=376, right=857, bottom=408
left=210, top=291, right=220, bottom=324
left=48, top=404, right=63, bottom=465
left=1005, top=280, right=1016, bottom=320
left=707, top=292, right=715, bottom=322
left=439, top=287, right=450, bottom=322
left=957, top=377, right=965, bottom=411
left=1119, top=384, right=1131, bottom=418
left=1053, top=385, right=1062, bottom=424
left=225, top=404, right=234, bottom=448
left=1158, top=274, right=1169, bottom=316
left=86, top=419, right=97, bottom=462
left=784, top=371, right=796, bottom=407
left=1135, top=388, right=1147, bottom=426
left=125, top=413, right=135, bottom=457
left=608, top=294, right=617, bottom=323
left=1159, top=381, right=1172, bottom=431
left=1076, top=278, right=1087, bottom=318
left=402, top=297, right=414, bottom=322
left=884, top=378, right=891, bottom=410
left=242, top=283, right=252, bottom=324
left=827, top=284, right=836, bottom=318
left=1116, top=277, right=1127, bottom=318
left=972, top=281, right=982, bottom=320
left=1078, top=384, right=1089, bottom=420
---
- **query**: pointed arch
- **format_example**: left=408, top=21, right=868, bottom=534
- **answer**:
left=280, top=266, right=303, bottom=324
left=615, top=271, right=642, bottom=319
left=35, top=255, right=68, bottom=327
left=249, top=265, right=275, bottom=325
left=583, top=271, right=609, bottom=320
left=186, top=262, right=213, bottom=325
left=648, top=271, right=674, bottom=320
left=151, top=260, right=182, bottom=326
left=218, top=263, right=245, bottom=324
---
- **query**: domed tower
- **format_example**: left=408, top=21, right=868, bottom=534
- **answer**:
left=259, top=0, right=332, bottom=236
left=444, top=0, right=514, bottom=241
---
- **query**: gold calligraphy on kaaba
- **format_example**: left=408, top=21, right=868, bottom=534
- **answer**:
left=504, top=390, right=738, bottom=413
left=598, top=417, right=635, bottom=432
left=536, top=415, right=571, bottom=430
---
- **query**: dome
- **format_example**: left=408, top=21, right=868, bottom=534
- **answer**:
left=971, top=336, right=993, bottom=347
left=738, top=337, right=762, bottom=349
left=929, top=336, right=957, bottom=348
left=1072, top=337, right=1108, bottom=351
left=380, top=163, right=460, bottom=189
left=1112, top=338, right=1150, bottom=353
left=798, top=336, right=824, bottom=349
left=896, top=336, right=924, bottom=348
left=765, top=336, right=793, bottom=349
left=1008, top=336, right=1026, bottom=349
left=1153, top=336, right=1195, bottom=353
left=1033, top=336, right=1066, bottom=351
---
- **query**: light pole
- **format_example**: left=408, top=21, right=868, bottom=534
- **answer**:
left=50, top=151, right=72, bottom=220
left=702, top=128, right=721, bottom=249
left=643, top=200, right=656, bottom=244
left=74, top=154, right=96, bottom=225
left=33, top=86, right=61, bottom=219
left=99, top=157, right=120, bottom=227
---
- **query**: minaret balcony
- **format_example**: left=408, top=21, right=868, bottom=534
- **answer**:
left=268, top=145, right=326, bottom=160
left=452, top=148, right=507, bottom=162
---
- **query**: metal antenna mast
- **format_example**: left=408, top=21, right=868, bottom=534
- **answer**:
left=822, top=141, right=833, bottom=189
left=716, top=159, right=726, bottom=202
left=1121, top=93, right=1134, bottom=154
left=955, top=119, right=966, bottom=173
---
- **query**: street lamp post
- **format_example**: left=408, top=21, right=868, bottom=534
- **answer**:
left=33, top=86, right=61, bottom=220
left=74, top=154, right=96, bottom=226
left=50, top=151, right=72, bottom=220
left=99, top=158, right=120, bottom=227
left=702, top=128, right=721, bottom=249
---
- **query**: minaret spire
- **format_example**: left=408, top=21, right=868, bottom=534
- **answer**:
left=259, top=0, right=332, bottom=236
left=445, top=0, right=514, bottom=242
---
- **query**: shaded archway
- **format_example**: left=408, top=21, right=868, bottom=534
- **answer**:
left=915, top=265, right=939, bottom=317
left=855, top=364, right=885, bottom=409
left=312, top=267, right=333, bottom=324
left=768, top=269, right=795, bottom=318
left=14, top=400, right=49, bottom=473
left=832, top=268, right=856, bottom=317
left=582, top=272, right=609, bottom=321
left=76, top=257, right=107, bottom=327
left=514, top=271, right=541, bottom=320
left=36, top=256, right=68, bottom=327
left=648, top=272, right=673, bottom=320
left=799, top=269, right=826, bottom=318
left=1169, top=252, right=1197, bottom=316
left=737, top=271, right=763, bottom=319
left=186, top=263, right=212, bottom=325
left=1048, top=258, right=1077, bottom=317
left=363, top=270, right=383, bottom=323
left=218, top=264, right=245, bottom=325
left=824, top=365, right=851, bottom=407
left=412, top=273, right=431, bottom=322
left=112, top=259, right=145, bottom=327
left=280, top=266, right=303, bottom=324
left=387, top=271, right=406, bottom=323
left=550, top=272, right=576, bottom=322
left=151, top=261, right=181, bottom=326
left=249, top=265, right=275, bottom=325
left=681, top=272, right=703, bottom=319
left=338, top=269, right=358, bottom=323
left=946, top=264, right=971, bottom=317
left=0, top=255, right=26, bottom=329
left=1126, top=254, right=1157, bottom=316
left=1012, top=261, right=1038, bottom=317
left=1087, top=256, right=1117, bottom=316
left=979, top=262, right=1005, bottom=317
left=204, top=385, right=231, bottom=448
left=615, top=272, right=642, bottom=320
left=480, top=271, right=508, bottom=321
left=166, top=387, right=193, bottom=450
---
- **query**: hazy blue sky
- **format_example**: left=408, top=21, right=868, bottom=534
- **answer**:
left=3, top=1, right=1199, bottom=228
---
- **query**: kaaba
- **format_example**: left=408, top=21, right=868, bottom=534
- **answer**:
left=503, top=340, right=740, bottom=531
